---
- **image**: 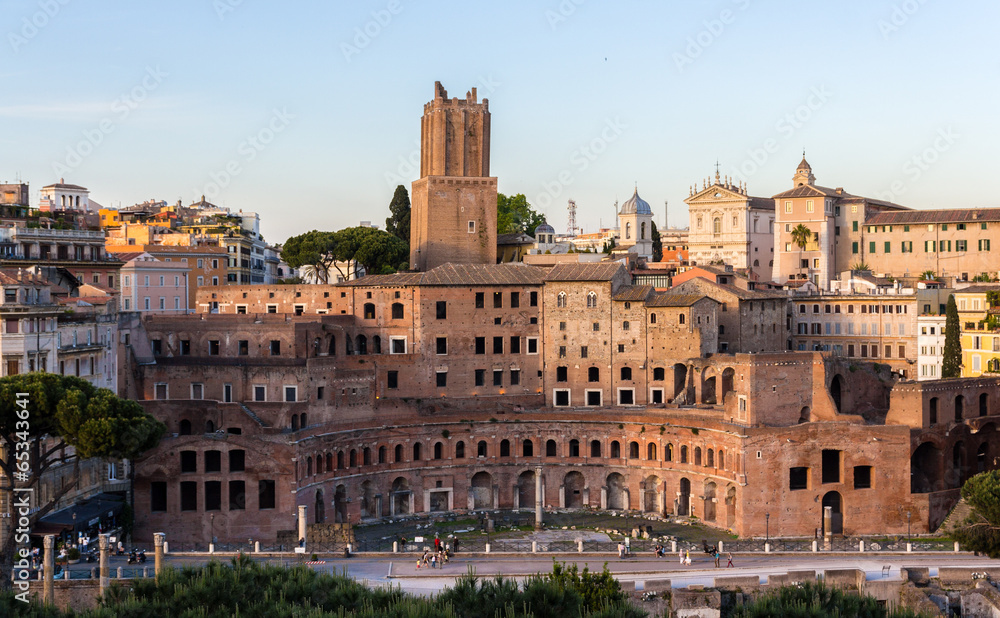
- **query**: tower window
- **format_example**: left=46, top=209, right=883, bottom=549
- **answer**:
left=468, top=221, right=476, bottom=233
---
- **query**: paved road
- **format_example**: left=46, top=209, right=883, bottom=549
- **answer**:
left=61, top=552, right=1000, bottom=595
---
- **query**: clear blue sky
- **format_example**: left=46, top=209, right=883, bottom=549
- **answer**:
left=2, top=1, right=997, bottom=243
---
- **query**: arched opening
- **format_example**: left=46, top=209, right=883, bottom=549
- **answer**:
left=955, top=395, right=965, bottom=421
left=394, top=444, right=403, bottom=463
left=721, top=368, right=735, bottom=402
left=569, top=439, right=580, bottom=457
left=471, top=471, right=493, bottom=509
left=590, top=440, right=601, bottom=457
left=334, top=484, right=347, bottom=523
left=725, top=486, right=737, bottom=528
left=951, top=441, right=967, bottom=488
left=433, top=442, right=443, bottom=460
left=611, top=441, right=621, bottom=458
left=345, top=337, right=354, bottom=355
left=522, top=439, right=533, bottom=457
left=455, top=441, right=465, bottom=458
left=328, top=336, right=336, bottom=356
left=606, top=472, right=626, bottom=510
left=911, top=442, right=943, bottom=493
left=718, top=449, right=725, bottom=469
left=391, top=477, right=410, bottom=515
left=694, top=447, right=702, bottom=466
left=546, top=440, right=557, bottom=457
left=681, top=445, right=688, bottom=463
left=412, top=442, right=421, bottom=461
left=372, top=335, right=382, bottom=354
left=588, top=367, right=600, bottom=382
left=703, top=481, right=717, bottom=522
left=378, top=446, right=386, bottom=464
left=316, top=455, right=323, bottom=474
left=701, top=372, right=717, bottom=405
left=363, top=447, right=371, bottom=466
left=673, top=364, right=688, bottom=400
left=647, top=443, right=657, bottom=460
left=822, top=491, right=843, bottom=535
left=205, top=420, right=215, bottom=433
left=981, top=393, right=990, bottom=417
left=360, top=480, right=374, bottom=518
left=799, top=407, right=811, bottom=423
left=355, top=335, right=367, bottom=355
left=643, top=475, right=661, bottom=513
left=678, top=478, right=691, bottom=516
left=625, top=222, right=631, bottom=240
left=325, top=453, right=332, bottom=472
left=830, top=375, right=844, bottom=413
left=315, top=489, right=325, bottom=523
left=707, top=449, right=715, bottom=467
left=349, top=449, right=357, bottom=467
left=337, top=451, right=344, bottom=470
left=629, top=441, right=639, bottom=459
left=640, top=221, right=646, bottom=240
left=477, top=441, right=488, bottom=458
left=679, top=313, right=685, bottom=325
left=179, top=419, right=191, bottom=435
left=517, top=470, right=536, bottom=510
left=500, top=439, right=510, bottom=457
left=564, top=471, right=585, bottom=508
left=665, top=443, right=673, bottom=462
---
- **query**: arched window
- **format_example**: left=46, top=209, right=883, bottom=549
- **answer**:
left=647, top=443, right=657, bottom=460
left=500, top=440, right=510, bottom=457
left=623, top=321, right=630, bottom=331
left=629, top=441, right=639, bottom=459
left=753, top=259, right=759, bottom=267
left=546, top=439, right=557, bottom=457
left=477, top=441, right=488, bottom=457
left=378, top=446, right=386, bottom=464
left=591, top=440, right=602, bottom=457
left=325, top=453, right=332, bottom=471
left=355, top=335, right=367, bottom=355
left=522, top=439, right=533, bottom=457
left=625, top=222, right=631, bottom=239
left=694, top=447, right=702, bottom=466
left=665, top=443, right=673, bottom=462
left=372, top=335, right=382, bottom=354
left=179, top=419, right=192, bottom=435
left=205, top=420, right=215, bottom=433
left=588, top=367, right=600, bottom=382
left=394, top=444, right=403, bottom=463
left=349, top=449, right=357, bottom=467
left=433, top=442, right=443, bottom=460
left=611, top=440, right=621, bottom=458
left=363, top=303, right=375, bottom=319
left=707, top=449, right=715, bottom=467
left=650, top=313, right=657, bottom=324
left=679, top=314, right=685, bottom=325
left=587, top=292, right=597, bottom=308
left=315, top=455, right=323, bottom=474
left=680, top=445, right=688, bottom=463
left=337, top=451, right=344, bottom=469
left=569, top=439, right=580, bottom=457
left=455, top=441, right=465, bottom=458
left=412, top=442, right=421, bottom=461
left=306, top=457, right=312, bottom=476
left=621, top=367, right=632, bottom=380
left=640, top=222, right=646, bottom=240
left=713, top=217, right=721, bottom=234
left=557, top=292, right=567, bottom=308
left=363, top=447, right=371, bottom=466
left=718, top=449, right=725, bottom=469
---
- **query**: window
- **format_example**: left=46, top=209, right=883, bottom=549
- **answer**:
left=618, top=388, right=634, bottom=405
left=620, top=367, right=632, bottom=380
left=510, top=369, right=520, bottom=385
left=580, top=346, right=588, bottom=358
left=180, top=481, right=197, bottom=511
left=556, top=366, right=568, bottom=382
left=493, top=370, right=503, bottom=386
left=151, top=482, right=167, bottom=512
left=387, top=370, right=399, bottom=389
left=475, top=337, right=486, bottom=354
left=556, top=292, right=567, bottom=308
left=270, top=340, right=281, bottom=355
left=475, top=292, right=485, bottom=308
left=477, top=441, right=487, bottom=458
left=436, top=371, right=447, bottom=387
left=254, top=385, right=266, bottom=402
left=821, top=449, right=841, bottom=483
left=436, top=301, right=447, bottom=319
left=391, top=303, right=404, bottom=319
left=205, top=450, right=221, bottom=473
left=493, top=336, right=503, bottom=354
left=586, top=390, right=602, bottom=406
left=468, top=220, right=475, bottom=233
left=510, top=336, right=521, bottom=354
left=284, top=386, right=297, bottom=403
left=854, top=466, right=872, bottom=489
left=493, top=291, right=502, bottom=309
left=435, top=337, right=447, bottom=355
left=587, top=292, right=597, bottom=308
left=180, top=451, right=197, bottom=473
left=529, top=291, right=538, bottom=307
left=390, top=337, right=406, bottom=354
left=475, top=369, right=485, bottom=386
left=553, top=390, right=570, bottom=407
left=258, top=480, right=276, bottom=509
left=154, top=383, right=168, bottom=400
left=527, top=338, right=538, bottom=354
left=191, top=383, right=204, bottom=400
left=789, top=467, right=809, bottom=490
left=209, top=340, right=220, bottom=355
left=622, top=321, right=630, bottom=331
left=510, top=292, right=519, bottom=308
left=588, top=367, right=600, bottom=382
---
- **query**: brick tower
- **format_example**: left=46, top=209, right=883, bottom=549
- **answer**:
left=410, top=82, right=498, bottom=271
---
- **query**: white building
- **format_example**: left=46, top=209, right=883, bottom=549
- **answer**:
left=617, top=188, right=653, bottom=261
left=39, top=179, right=91, bottom=212
left=917, top=315, right=947, bottom=380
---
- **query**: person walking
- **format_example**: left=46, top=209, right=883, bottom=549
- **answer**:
left=684, top=550, right=691, bottom=566
left=726, top=552, right=734, bottom=568
left=624, top=537, right=631, bottom=557
left=617, top=542, right=624, bottom=559
left=714, top=550, right=720, bottom=568
left=431, top=553, right=437, bottom=569
left=679, top=548, right=684, bottom=565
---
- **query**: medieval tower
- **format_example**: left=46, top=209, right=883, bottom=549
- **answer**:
left=410, top=82, right=498, bottom=271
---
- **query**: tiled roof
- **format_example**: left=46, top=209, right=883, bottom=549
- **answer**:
left=954, top=285, right=1000, bottom=295
left=0, top=270, right=47, bottom=286
left=545, top=262, right=626, bottom=282
left=497, top=233, right=535, bottom=245
left=749, top=196, right=775, bottom=210
left=866, top=209, right=1000, bottom=225
left=341, top=272, right=424, bottom=287
left=111, top=251, right=146, bottom=262
left=42, top=183, right=87, bottom=190
left=344, top=263, right=548, bottom=287
left=647, top=293, right=713, bottom=308
left=612, top=285, right=654, bottom=302
left=673, top=277, right=787, bottom=300
left=772, top=184, right=842, bottom=199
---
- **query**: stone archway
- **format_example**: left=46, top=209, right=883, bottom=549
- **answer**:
left=721, top=368, right=735, bottom=403
left=911, top=442, right=944, bottom=493
left=672, top=364, right=688, bottom=402
left=517, top=470, right=536, bottom=510
left=606, top=473, right=626, bottom=510
left=725, top=486, right=736, bottom=529
left=643, top=475, right=661, bottom=514
left=333, top=484, right=347, bottom=523
left=471, top=471, right=493, bottom=509
left=703, top=481, right=717, bottom=522
left=830, top=374, right=844, bottom=413
left=701, top=368, right=717, bottom=405
left=822, top=491, right=843, bottom=535
left=564, top=471, right=585, bottom=508
left=678, top=477, right=691, bottom=516
left=391, top=477, right=410, bottom=516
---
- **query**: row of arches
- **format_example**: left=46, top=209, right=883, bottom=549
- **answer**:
left=911, top=424, right=998, bottom=493
left=927, top=393, right=990, bottom=425
left=298, top=437, right=733, bottom=481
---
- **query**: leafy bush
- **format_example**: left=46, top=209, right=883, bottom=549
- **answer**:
left=733, top=581, right=924, bottom=617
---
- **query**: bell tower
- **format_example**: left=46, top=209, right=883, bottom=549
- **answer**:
left=410, top=82, right=498, bottom=271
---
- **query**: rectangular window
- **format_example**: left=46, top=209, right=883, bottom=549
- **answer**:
left=510, top=336, right=520, bottom=354
left=154, top=383, right=168, bottom=400
left=436, top=301, right=447, bottom=319
left=475, top=369, right=485, bottom=387
left=475, top=337, right=486, bottom=354
left=390, top=337, right=406, bottom=354
left=789, top=467, right=809, bottom=491
left=436, top=337, right=447, bottom=355
left=229, top=449, right=245, bottom=472
left=209, top=340, right=220, bottom=355
left=822, top=449, right=841, bottom=484
left=553, top=389, right=570, bottom=407
left=510, top=369, right=520, bottom=385
left=180, top=481, right=197, bottom=511
left=493, top=370, right=503, bottom=387
left=581, top=345, right=588, bottom=358
left=510, top=292, right=519, bottom=308
left=852, top=242, right=858, bottom=254
left=852, top=221, right=858, bottom=232
left=229, top=480, right=246, bottom=510
left=436, top=371, right=447, bottom=387
left=205, top=450, right=221, bottom=473
left=785, top=201, right=792, bottom=213
left=493, top=291, right=502, bottom=308
left=493, top=336, right=503, bottom=354
left=529, top=291, right=538, bottom=307
left=223, top=384, right=232, bottom=403
left=270, top=340, right=280, bottom=355
left=957, top=240, right=968, bottom=252
left=388, top=371, right=399, bottom=389
left=284, top=386, right=297, bottom=402
left=191, top=383, right=204, bottom=400
left=869, top=241, right=876, bottom=254
left=254, top=385, right=266, bottom=401
left=853, top=466, right=872, bottom=489
left=527, top=338, right=539, bottom=354
left=238, top=340, right=249, bottom=356
left=806, top=200, right=814, bottom=213
left=180, top=450, right=197, bottom=473
left=475, top=292, right=485, bottom=308
left=150, top=482, right=167, bottom=512
left=884, top=241, right=891, bottom=253
left=258, top=480, right=276, bottom=509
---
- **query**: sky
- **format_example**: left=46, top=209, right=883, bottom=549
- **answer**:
left=2, top=0, right=998, bottom=244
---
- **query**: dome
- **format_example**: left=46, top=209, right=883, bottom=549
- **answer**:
left=620, top=188, right=652, bottom=215
left=534, top=223, right=555, bottom=236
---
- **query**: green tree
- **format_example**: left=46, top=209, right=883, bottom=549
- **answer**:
left=850, top=261, right=870, bottom=272
left=942, top=294, right=962, bottom=378
left=0, top=374, right=165, bottom=588
left=790, top=223, right=812, bottom=280
left=498, top=193, right=546, bottom=236
left=280, top=230, right=339, bottom=283
left=385, top=185, right=411, bottom=243
left=734, top=581, right=922, bottom=617
left=651, top=221, right=662, bottom=263
left=602, top=237, right=616, bottom=254
left=921, top=270, right=937, bottom=281
left=953, top=470, right=1000, bottom=558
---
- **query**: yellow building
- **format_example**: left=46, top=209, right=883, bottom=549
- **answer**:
left=954, top=286, right=1000, bottom=377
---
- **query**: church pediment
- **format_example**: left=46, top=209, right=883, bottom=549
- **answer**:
left=686, top=185, right=748, bottom=204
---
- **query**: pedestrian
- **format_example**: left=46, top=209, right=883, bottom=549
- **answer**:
left=714, top=550, right=720, bottom=568
left=624, top=537, right=631, bottom=557
left=678, top=549, right=684, bottom=565
left=617, top=542, right=624, bottom=559
left=454, top=538, right=460, bottom=553
left=431, top=553, right=437, bottom=569
left=434, top=536, right=441, bottom=552
left=684, top=550, right=691, bottom=566
left=416, top=558, right=422, bottom=569
left=726, top=552, right=734, bottom=568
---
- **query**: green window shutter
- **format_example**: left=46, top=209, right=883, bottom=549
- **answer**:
left=869, top=241, right=876, bottom=254
left=852, top=242, right=859, bottom=254
left=884, top=241, right=891, bottom=253
left=852, top=221, right=858, bottom=232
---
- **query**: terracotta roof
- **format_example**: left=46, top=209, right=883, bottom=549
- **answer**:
left=112, top=251, right=146, bottom=262
left=497, top=233, right=535, bottom=245
left=647, top=293, right=713, bottom=308
left=865, top=209, right=1000, bottom=225
left=0, top=270, right=48, bottom=285
left=772, top=184, right=841, bottom=199
left=545, top=262, right=626, bottom=282
left=612, top=285, right=654, bottom=302
left=344, top=263, right=547, bottom=287
left=954, top=285, right=1000, bottom=295
left=672, top=277, right=787, bottom=300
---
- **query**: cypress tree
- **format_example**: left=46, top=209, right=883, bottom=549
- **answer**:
left=942, top=294, right=962, bottom=378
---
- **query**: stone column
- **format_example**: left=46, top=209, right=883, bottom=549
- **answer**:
left=534, top=467, right=543, bottom=530
left=823, top=506, right=832, bottom=539
left=43, top=535, right=54, bottom=605
left=98, top=534, right=110, bottom=594
left=153, top=533, right=165, bottom=581
left=297, top=505, right=307, bottom=547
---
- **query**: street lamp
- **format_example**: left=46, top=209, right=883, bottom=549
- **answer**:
left=765, top=512, right=770, bottom=544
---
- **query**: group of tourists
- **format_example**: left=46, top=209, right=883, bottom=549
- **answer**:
left=415, top=536, right=452, bottom=569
